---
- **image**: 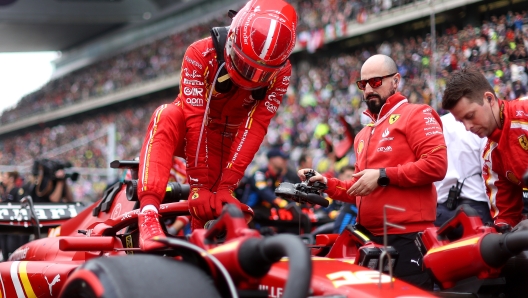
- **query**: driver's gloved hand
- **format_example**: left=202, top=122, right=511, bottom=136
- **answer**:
left=213, top=188, right=242, bottom=217
left=188, top=188, right=216, bottom=221
left=511, top=219, right=528, bottom=233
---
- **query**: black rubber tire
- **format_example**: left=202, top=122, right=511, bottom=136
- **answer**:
left=60, top=255, right=222, bottom=298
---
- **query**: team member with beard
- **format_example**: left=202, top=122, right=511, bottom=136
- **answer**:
left=298, top=54, right=447, bottom=290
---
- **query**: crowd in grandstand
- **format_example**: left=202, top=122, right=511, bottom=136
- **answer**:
left=0, top=0, right=527, bottom=201
left=0, top=0, right=427, bottom=125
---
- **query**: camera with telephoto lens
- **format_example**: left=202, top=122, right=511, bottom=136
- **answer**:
left=32, top=158, right=79, bottom=182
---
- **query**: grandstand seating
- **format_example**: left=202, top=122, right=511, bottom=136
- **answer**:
left=0, top=0, right=526, bottom=201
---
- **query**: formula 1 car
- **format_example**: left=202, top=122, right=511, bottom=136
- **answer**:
left=0, top=160, right=436, bottom=298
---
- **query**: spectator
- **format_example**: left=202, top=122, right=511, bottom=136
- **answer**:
left=0, top=171, right=30, bottom=261
left=24, top=159, right=74, bottom=203
left=243, top=148, right=300, bottom=226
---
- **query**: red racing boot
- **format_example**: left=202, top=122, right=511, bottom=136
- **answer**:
left=138, top=210, right=166, bottom=250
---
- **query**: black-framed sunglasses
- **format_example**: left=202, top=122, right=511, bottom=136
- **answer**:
left=356, top=73, right=397, bottom=90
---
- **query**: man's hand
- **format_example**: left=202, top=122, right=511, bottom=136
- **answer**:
left=297, top=168, right=327, bottom=184
left=214, top=189, right=242, bottom=217
left=55, top=169, right=66, bottom=180
left=347, top=169, right=379, bottom=196
left=188, top=188, right=215, bottom=221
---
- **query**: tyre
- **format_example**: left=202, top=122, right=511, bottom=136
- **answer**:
left=59, top=255, right=222, bottom=298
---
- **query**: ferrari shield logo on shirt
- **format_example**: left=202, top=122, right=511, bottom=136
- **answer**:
left=357, top=140, right=364, bottom=154
left=506, top=171, right=521, bottom=185
left=389, top=114, right=400, bottom=124
left=518, top=135, right=528, bottom=150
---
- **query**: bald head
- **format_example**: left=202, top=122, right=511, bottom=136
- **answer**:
left=361, top=54, right=398, bottom=75
left=359, top=54, right=400, bottom=114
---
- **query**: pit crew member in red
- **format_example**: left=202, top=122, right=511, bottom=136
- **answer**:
left=443, top=67, right=528, bottom=229
left=136, top=0, right=297, bottom=251
left=299, top=54, right=447, bottom=290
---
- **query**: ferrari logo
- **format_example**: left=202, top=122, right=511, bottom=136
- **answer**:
left=519, top=135, right=528, bottom=150
left=357, top=140, right=364, bottom=154
left=506, top=171, right=521, bottom=185
left=125, top=235, right=134, bottom=255
left=192, top=192, right=199, bottom=199
left=389, top=114, right=400, bottom=124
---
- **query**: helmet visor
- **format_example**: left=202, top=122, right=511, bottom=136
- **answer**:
left=228, top=41, right=284, bottom=84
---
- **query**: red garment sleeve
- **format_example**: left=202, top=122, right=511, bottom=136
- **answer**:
left=325, top=177, right=356, bottom=203
left=218, top=64, right=292, bottom=189
left=385, top=106, right=447, bottom=187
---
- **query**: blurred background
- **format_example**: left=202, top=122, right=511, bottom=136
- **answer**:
left=0, top=0, right=526, bottom=204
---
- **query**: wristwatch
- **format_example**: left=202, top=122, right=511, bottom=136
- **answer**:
left=377, top=168, right=390, bottom=187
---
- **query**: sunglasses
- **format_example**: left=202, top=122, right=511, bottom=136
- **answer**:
left=356, top=73, right=397, bottom=90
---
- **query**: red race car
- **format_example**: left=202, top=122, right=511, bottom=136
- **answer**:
left=0, top=160, right=438, bottom=298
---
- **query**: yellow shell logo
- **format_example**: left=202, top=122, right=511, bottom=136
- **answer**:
left=518, top=135, right=528, bottom=150
left=389, top=114, right=400, bottom=124
left=357, top=140, right=364, bottom=154
left=506, top=171, right=520, bottom=185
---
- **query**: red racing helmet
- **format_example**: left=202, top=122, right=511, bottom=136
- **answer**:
left=224, top=0, right=297, bottom=90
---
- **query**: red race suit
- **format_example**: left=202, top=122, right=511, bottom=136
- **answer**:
left=137, top=37, right=291, bottom=226
left=484, top=98, right=528, bottom=227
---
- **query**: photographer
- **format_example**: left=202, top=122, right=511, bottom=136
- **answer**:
left=25, top=159, right=76, bottom=203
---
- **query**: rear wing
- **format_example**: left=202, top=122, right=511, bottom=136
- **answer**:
left=0, top=201, right=86, bottom=234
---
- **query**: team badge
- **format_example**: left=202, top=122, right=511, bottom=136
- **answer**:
left=518, top=135, right=528, bottom=150
left=192, top=190, right=200, bottom=199
left=506, top=171, right=520, bottom=185
left=357, top=140, right=364, bottom=154
left=389, top=114, right=400, bottom=124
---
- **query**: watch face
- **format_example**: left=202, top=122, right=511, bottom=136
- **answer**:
left=378, top=175, right=389, bottom=187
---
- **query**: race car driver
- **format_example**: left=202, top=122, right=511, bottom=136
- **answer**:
left=136, top=0, right=298, bottom=250
left=443, top=67, right=528, bottom=229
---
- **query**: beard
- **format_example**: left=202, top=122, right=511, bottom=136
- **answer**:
left=365, top=88, right=396, bottom=114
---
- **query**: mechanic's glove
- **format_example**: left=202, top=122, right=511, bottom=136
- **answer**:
left=213, top=188, right=242, bottom=217
left=273, top=197, right=289, bottom=208
left=511, top=219, right=528, bottom=233
left=188, top=188, right=215, bottom=221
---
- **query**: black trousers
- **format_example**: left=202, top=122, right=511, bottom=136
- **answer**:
left=435, top=199, right=492, bottom=227
left=357, top=225, right=433, bottom=291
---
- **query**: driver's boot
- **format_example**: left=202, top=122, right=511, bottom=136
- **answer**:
left=138, top=210, right=166, bottom=250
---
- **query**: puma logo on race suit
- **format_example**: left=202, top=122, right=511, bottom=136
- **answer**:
left=410, top=259, right=420, bottom=266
